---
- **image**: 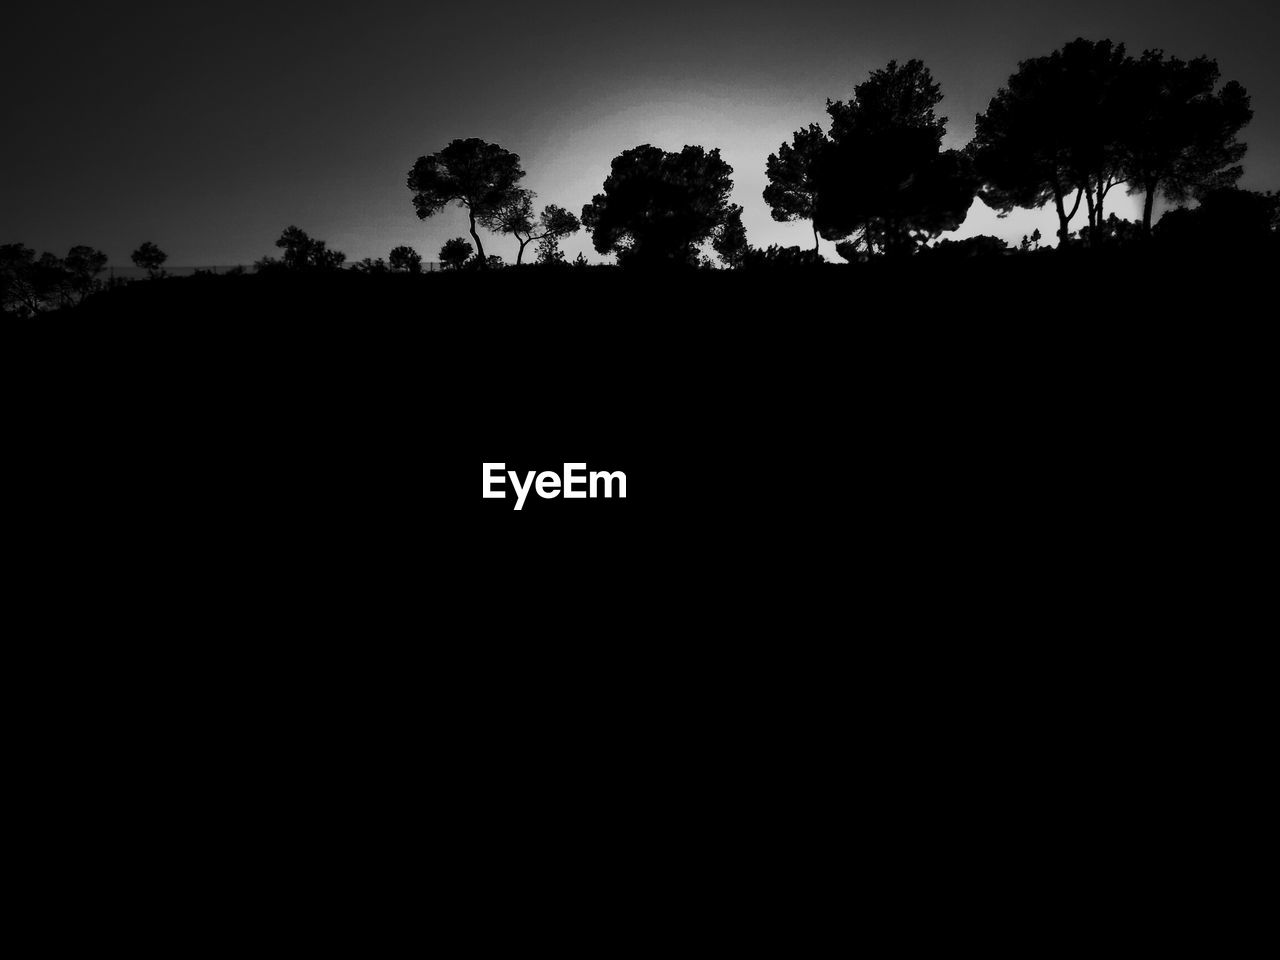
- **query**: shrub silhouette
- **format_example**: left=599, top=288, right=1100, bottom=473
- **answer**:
left=535, top=234, right=567, bottom=266
left=926, top=235, right=1010, bottom=259
left=388, top=246, right=422, bottom=273
left=1154, top=188, right=1278, bottom=249
left=1078, top=213, right=1143, bottom=247
left=439, top=238, right=473, bottom=270
left=746, top=244, right=820, bottom=268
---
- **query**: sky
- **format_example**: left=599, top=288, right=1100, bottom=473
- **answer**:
left=3, top=1, right=1278, bottom=265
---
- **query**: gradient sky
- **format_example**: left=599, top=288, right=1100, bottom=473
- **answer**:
left=4, top=1, right=1278, bottom=265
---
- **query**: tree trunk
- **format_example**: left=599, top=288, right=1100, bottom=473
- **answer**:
left=1142, top=183, right=1157, bottom=237
left=1084, top=185, right=1097, bottom=243
left=1053, top=190, right=1069, bottom=245
left=469, top=209, right=486, bottom=266
left=517, top=237, right=529, bottom=266
left=1053, top=187, right=1084, bottom=245
left=812, top=222, right=820, bottom=254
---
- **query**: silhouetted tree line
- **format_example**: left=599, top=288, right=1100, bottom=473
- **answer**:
left=0, top=240, right=183, bottom=314
left=5, top=34, right=1276, bottom=314
left=402, top=36, right=1270, bottom=269
left=1, top=244, right=107, bottom=315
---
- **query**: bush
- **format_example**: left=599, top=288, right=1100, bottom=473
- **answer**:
left=1155, top=189, right=1279, bottom=250
left=744, top=245, right=820, bottom=268
left=439, top=238, right=473, bottom=270
left=925, top=235, right=1010, bottom=259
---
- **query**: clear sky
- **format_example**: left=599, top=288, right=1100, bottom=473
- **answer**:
left=4, top=1, right=1277, bottom=265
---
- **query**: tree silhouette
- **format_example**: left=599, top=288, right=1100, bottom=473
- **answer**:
left=764, top=123, right=828, bottom=253
left=581, top=144, right=736, bottom=267
left=814, top=60, right=977, bottom=256
left=34, top=254, right=71, bottom=309
left=535, top=234, right=567, bottom=266
left=407, top=138, right=526, bottom=268
left=270, top=226, right=346, bottom=271
left=131, top=241, right=168, bottom=277
left=1120, top=50, right=1252, bottom=235
left=497, top=193, right=582, bottom=265
left=388, top=245, right=422, bottom=273
left=1, top=244, right=39, bottom=314
left=494, top=190, right=536, bottom=262
left=439, top=237, right=473, bottom=271
left=1059, top=39, right=1132, bottom=235
left=972, top=40, right=1132, bottom=244
left=0, top=245, right=79, bottom=313
left=38, top=254, right=72, bottom=308
left=64, top=245, right=108, bottom=303
left=711, top=205, right=751, bottom=268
